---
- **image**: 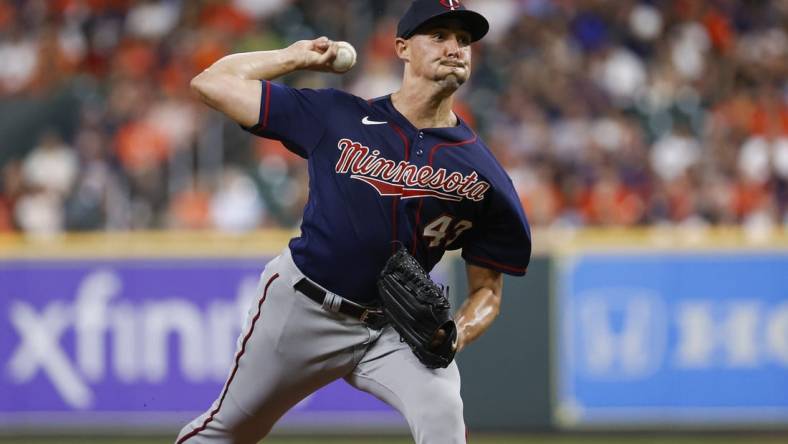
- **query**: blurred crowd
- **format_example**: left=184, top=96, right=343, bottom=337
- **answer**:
left=0, top=0, right=786, bottom=236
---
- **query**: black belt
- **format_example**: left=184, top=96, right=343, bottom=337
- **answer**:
left=294, top=278, right=387, bottom=329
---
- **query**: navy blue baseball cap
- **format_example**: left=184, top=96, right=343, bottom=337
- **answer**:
left=397, top=0, right=490, bottom=42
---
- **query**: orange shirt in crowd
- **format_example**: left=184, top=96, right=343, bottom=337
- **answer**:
left=115, top=121, right=170, bottom=172
left=169, top=187, right=211, bottom=230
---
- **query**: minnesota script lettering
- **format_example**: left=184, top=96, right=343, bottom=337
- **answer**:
left=335, top=138, right=490, bottom=202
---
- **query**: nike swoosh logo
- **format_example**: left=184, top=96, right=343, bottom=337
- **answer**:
left=362, top=116, right=387, bottom=125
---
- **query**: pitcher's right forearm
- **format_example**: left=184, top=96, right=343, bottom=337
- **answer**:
left=189, top=48, right=300, bottom=127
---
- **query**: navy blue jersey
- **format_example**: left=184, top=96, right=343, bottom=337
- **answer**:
left=245, top=81, right=531, bottom=303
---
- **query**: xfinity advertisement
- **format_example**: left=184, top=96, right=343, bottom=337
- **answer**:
left=0, top=258, right=402, bottom=430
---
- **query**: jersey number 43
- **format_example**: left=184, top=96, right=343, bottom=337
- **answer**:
left=423, top=215, right=472, bottom=248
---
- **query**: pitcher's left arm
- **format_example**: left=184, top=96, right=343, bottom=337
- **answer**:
left=453, top=263, right=502, bottom=352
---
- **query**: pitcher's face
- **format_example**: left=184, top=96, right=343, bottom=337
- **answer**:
left=406, top=21, right=472, bottom=88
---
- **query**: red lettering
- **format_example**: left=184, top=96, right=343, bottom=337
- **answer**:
left=458, top=171, right=479, bottom=195
left=467, top=182, right=490, bottom=201
left=397, top=165, right=419, bottom=185
left=335, top=138, right=491, bottom=202
left=443, top=172, right=463, bottom=192
left=357, top=150, right=378, bottom=174
left=335, top=139, right=367, bottom=173
left=370, top=158, right=396, bottom=178
left=428, top=168, right=447, bottom=187
left=416, top=166, right=434, bottom=186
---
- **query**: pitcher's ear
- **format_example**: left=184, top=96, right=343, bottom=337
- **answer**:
left=394, top=37, right=410, bottom=62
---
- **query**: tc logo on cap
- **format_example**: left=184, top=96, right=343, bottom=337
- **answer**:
left=439, top=0, right=461, bottom=10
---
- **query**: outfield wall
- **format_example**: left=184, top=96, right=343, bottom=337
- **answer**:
left=1, top=229, right=787, bottom=433
left=0, top=231, right=411, bottom=434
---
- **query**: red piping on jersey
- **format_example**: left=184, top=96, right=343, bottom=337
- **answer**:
left=176, top=273, right=280, bottom=444
left=389, top=123, right=409, bottom=254
left=411, top=133, right=479, bottom=255
left=427, top=134, right=478, bottom=165
left=466, top=254, right=527, bottom=274
left=261, top=81, right=272, bottom=128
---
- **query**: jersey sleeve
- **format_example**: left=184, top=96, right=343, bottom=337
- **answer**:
left=242, top=80, right=335, bottom=158
left=461, top=178, right=532, bottom=276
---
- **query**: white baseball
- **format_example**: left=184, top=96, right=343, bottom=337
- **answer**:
left=332, top=41, right=357, bottom=73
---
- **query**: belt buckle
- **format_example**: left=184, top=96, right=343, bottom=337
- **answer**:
left=360, top=308, right=386, bottom=330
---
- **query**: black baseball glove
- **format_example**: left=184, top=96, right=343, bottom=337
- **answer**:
left=377, top=245, right=457, bottom=369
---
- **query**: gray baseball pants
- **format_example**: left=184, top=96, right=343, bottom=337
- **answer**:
left=176, top=248, right=465, bottom=443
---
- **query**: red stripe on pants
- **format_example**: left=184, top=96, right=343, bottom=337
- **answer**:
left=177, top=273, right=280, bottom=443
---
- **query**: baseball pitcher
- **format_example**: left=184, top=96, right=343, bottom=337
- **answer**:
left=178, top=1, right=531, bottom=442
